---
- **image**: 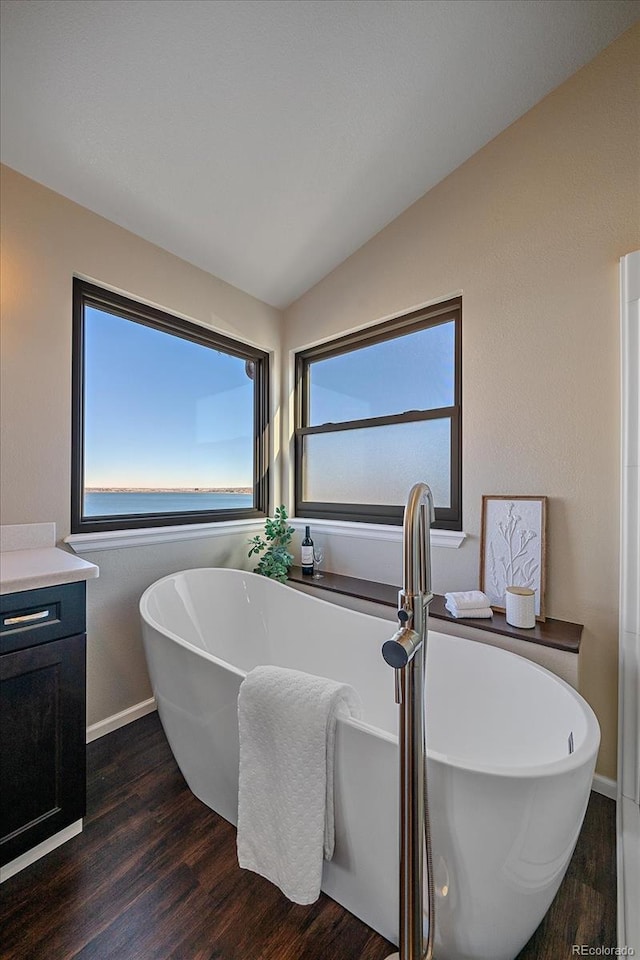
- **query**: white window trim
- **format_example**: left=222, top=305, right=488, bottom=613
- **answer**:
left=290, top=518, right=466, bottom=549
left=65, top=519, right=264, bottom=553
left=65, top=517, right=466, bottom=553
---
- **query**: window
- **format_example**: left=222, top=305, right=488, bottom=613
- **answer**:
left=71, top=279, right=269, bottom=533
left=294, top=298, right=461, bottom=528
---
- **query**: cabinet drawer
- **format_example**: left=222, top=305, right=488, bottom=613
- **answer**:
left=0, top=582, right=86, bottom=653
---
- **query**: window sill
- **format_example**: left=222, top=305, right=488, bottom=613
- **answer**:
left=290, top=517, right=466, bottom=549
left=64, top=518, right=264, bottom=553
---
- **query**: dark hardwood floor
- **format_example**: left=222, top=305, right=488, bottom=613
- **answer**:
left=0, top=713, right=616, bottom=960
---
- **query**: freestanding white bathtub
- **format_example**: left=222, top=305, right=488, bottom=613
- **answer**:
left=139, top=568, right=600, bottom=960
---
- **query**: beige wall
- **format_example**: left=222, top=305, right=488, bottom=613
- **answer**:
left=0, top=166, right=282, bottom=724
left=283, top=25, right=640, bottom=780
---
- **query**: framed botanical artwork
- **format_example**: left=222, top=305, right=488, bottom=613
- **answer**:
left=479, top=495, right=547, bottom=621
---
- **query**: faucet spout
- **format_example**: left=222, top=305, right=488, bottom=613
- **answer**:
left=402, top=482, right=435, bottom=600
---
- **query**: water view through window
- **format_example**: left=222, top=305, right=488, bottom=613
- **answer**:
left=83, top=306, right=254, bottom=516
left=84, top=490, right=253, bottom=517
left=73, top=282, right=266, bottom=531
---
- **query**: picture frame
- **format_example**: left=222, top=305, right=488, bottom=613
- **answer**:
left=479, top=495, right=547, bottom=621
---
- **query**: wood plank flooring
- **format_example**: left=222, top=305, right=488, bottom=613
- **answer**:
left=0, top=713, right=616, bottom=960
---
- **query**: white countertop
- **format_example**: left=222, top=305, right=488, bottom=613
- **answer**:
left=0, top=547, right=99, bottom=595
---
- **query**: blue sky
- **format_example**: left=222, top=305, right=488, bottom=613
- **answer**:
left=84, top=307, right=254, bottom=487
left=309, top=321, right=454, bottom=424
left=84, top=307, right=454, bottom=493
left=307, top=320, right=455, bottom=506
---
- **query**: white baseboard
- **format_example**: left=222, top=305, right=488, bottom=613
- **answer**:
left=592, top=773, right=618, bottom=800
left=0, top=820, right=83, bottom=883
left=86, top=697, right=157, bottom=743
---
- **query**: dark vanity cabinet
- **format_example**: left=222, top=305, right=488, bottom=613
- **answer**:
left=0, top=581, right=87, bottom=867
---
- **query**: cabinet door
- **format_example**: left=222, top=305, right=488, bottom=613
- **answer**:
left=0, top=633, right=86, bottom=866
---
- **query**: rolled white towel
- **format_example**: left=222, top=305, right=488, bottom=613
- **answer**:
left=445, top=601, right=493, bottom=619
left=444, top=590, right=490, bottom=611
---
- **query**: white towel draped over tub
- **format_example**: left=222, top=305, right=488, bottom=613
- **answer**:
left=236, top=664, right=362, bottom=905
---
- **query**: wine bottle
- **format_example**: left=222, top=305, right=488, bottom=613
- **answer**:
left=301, top=525, right=314, bottom=576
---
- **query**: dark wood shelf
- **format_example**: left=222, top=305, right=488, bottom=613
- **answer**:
left=288, top=567, right=582, bottom=654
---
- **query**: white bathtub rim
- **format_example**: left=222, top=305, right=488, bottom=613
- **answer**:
left=140, top=565, right=401, bottom=631
left=140, top=567, right=600, bottom=781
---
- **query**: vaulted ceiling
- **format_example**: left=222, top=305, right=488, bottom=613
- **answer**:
left=2, top=0, right=638, bottom=308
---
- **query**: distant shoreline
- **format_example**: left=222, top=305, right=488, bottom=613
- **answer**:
left=86, top=487, right=252, bottom=494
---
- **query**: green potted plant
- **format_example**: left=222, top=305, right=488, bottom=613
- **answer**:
left=248, top=505, right=295, bottom=583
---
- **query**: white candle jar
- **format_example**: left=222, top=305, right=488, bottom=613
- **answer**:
left=505, top=586, right=536, bottom=628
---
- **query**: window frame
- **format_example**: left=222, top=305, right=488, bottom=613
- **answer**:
left=71, top=278, right=269, bottom=534
left=294, top=297, right=462, bottom=529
